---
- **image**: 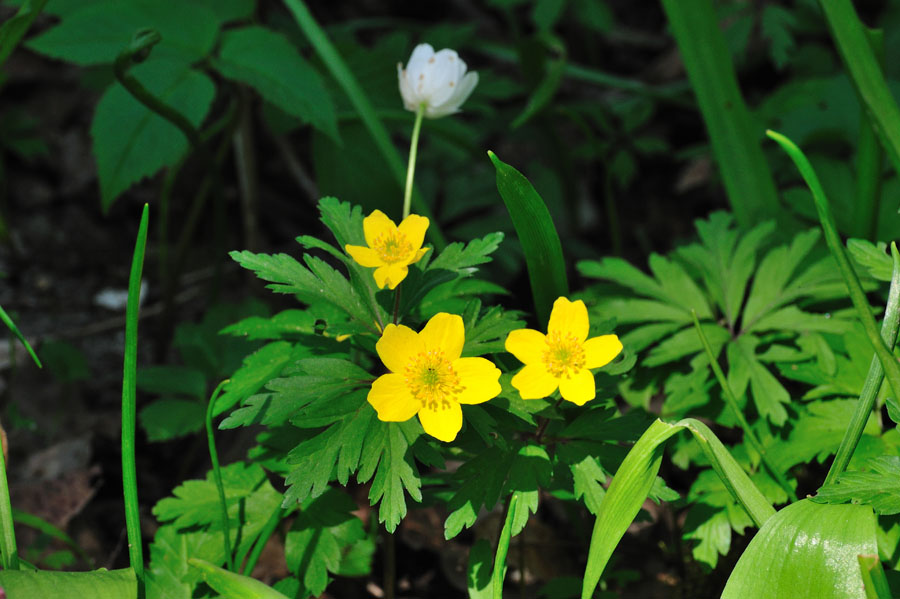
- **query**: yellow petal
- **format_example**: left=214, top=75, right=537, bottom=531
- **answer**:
left=363, top=209, right=396, bottom=247
left=397, top=214, right=429, bottom=250
left=376, top=323, right=423, bottom=373
left=368, top=373, right=420, bottom=421
left=454, top=357, right=501, bottom=404
left=419, top=312, right=465, bottom=360
left=558, top=369, right=596, bottom=406
left=511, top=363, right=558, bottom=400
left=504, top=328, right=546, bottom=365
left=410, top=247, right=430, bottom=264
left=548, top=297, right=589, bottom=342
left=374, top=264, right=409, bottom=289
left=584, top=335, right=623, bottom=369
left=418, top=401, right=463, bottom=442
left=345, top=244, right=383, bottom=268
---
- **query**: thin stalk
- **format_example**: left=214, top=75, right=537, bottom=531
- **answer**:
left=0, top=420, right=17, bottom=569
left=402, top=104, right=425, bottom=220
left=853, top=29, right=885, bottom=242
left=826, top=243, right=900, bottom=484
left=392, top=286, right=401, bottom=325
left=691, top=311, right=797, bottom=502
left=767, top=130, right=900, bottom=402
left=383, top=526, right=396, bottom=599
left=240, top=506, right=285, bottom=576
left=492, top=493, right=519, bottom=599
left=281, top=0, right=446, bottom=249
left=122, top=204, right=150, bottom=598
left=233, top=88, right=260, bottom=253
left=0, top=304, right=41, bottom=368
left=205, top=380, right=233, bottom=571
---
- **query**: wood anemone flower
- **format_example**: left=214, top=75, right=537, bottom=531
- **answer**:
left=397, top=43, right=479, bottom=119
left=505, top=297, right=623, bottom=406
left=345, top=209, right=429, bottom=290
left=367, top=313, right=501, bottom=442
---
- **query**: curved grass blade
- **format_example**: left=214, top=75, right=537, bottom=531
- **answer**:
left=122, top=204, right=149, bottom=598
left=581, top=418, right=774, bottom=599
left=0, top=568, right=137, bottom=599
left=0, top=0, right=49, bottom=66
left=281, top=0, right=446, bottom=249
left=491, top=493, right=518, bottom=599
left=766, top=130, right=900, bottom=404
left=488, top=151, right=568, bottom=326
left=189, top=558, right=289, bottom=599
left=858, top=554, right=892, bottom=599
left=12, top=508, right=92, bottom=565
left=0, top=303, right=41, bottom=368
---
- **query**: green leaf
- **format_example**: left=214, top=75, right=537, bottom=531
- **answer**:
left=848, top=239, right=892, bottom=282
left=731, top=335, right=790, bottom=426
left=445, top=446, right=516, bottom=540
left=815, top=456, right=900, bottom=515
left=647, top=253, right=712, bottom=317
left=428, top=232, right=505, bottom=275
left=466, top=538, right=492, bottom=599
left=461, top=303, right=525, bottom=357
left=578, top=257, right=666, bottom=302
left=488, top=151, right=568, bottom=326
left=0, top=0, right=49, bottom=67
left=505, top=444, right=552, bottom=535
left=214, top=341, right=301, bottom=417
left=0, top=568, right=137, bottom=599
left=721, top=500, right=875, bottom=599
left=91, top=59, right=215, bottom=211
left=189, top=558, right=289, bottom=599
left=215, top=26, right=337, bottom=140
left=146, top=524, right=223, bottom=599
left=569, top=454, right=607, bottom=515
left=137, top=366, right=206, bottom=399
left=220, top=310, right=317, bottom=340
left=194, top=0, right=254, bottom=24
left=26, top=1, right=218, bottom=65
left=139, top=398, right=205, bottom=442
left=359, top=421, right=423, bottom=532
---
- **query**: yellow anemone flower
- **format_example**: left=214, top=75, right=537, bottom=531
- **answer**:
left=505, top=297, right=623, bottom=406
left=345, top=210, right=429, bottom=289
left=368, top=312, right=501, bottom=442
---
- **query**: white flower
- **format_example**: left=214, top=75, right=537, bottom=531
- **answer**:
left=397, top=43, right=478, bottom=119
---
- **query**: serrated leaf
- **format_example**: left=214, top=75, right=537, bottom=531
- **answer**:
left=569, top=454, right=607, bottom=515
left=644, top=322, right=728, bottom=367
left=731, top=335, right=791, bottom=426
left=214, top=341, right=301, bottom=417
left=647, top=253, right=712, bottom=317
left=147, top=524, right=225, bottom=599
left=359, top=421, right=423, bottom=532
left=814, top=456, right=900, bottom=515
left=139, top=398, right=205, bottom=442
left=462, top=304, right=525, bottom=357
left=26, top=1, right=218, bottom=65
left=848, top=238, right=892, bottom=282
left=215, top=26, right=337, bottom=140
left=445, top=446, right=516, bottom=539
left=428, top=232, right=505, bottom=275
left=577, top=257, right=666, bottom=302
left=505, top=444, right=551, bottom=535
left=220, top=309, right=317, bottom=340
left=91, top=59, right=215, bottom=211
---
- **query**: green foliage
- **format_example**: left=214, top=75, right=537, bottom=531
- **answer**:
left=0, top=568, right=137, bottom=599
left=815, top=457, right=900, bottom=515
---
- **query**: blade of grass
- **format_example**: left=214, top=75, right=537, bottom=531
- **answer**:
left=691, top=310, right=797, bottom=502
left=818, top=0, right=900, bottom=182
left=0, top=0, right=49, bottom=66
left=767, top=130, right=900, bottom=405
left=0, top=420, right=16, bottom=569
left=852, top=29, right=885, bottom=242
left=491, top=493, right=518, bottom=599
left=281, top=0, right=446, bottom=249
left=825, top=243, right=900, bottom=485
left=488, top=151, right=568, bottom=326
left=122, top=203, right=149, bottom=598
left=12, top=508, right=92, bottom=565
left=0, top=304, right=41, bottom=368
left=206, top=379, right=233, bottom=571
left=859, top=554, right=892, bottom=599
left=659, top=0, right=781, bottom=227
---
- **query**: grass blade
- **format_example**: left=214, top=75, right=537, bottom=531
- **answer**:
left=491, top=493, right=518, bottom=599
left=659, top=0, right=781, bottom=227
left=0, top=0, right=49, bottom=67
left=858, top=554, right=892, bottom=599
left=852, top=29, right=885, bottom=241
left=122, top=203, right=149, bottom=598
left=0, top=304, right=41, bottom=368
left=766, top=130, right=900, bottom=406
left=488, top=151, right=568, bottom=326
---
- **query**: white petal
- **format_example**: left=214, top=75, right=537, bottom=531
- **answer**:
left=397, top=63, right=417, bottom=111
left=404, top=44, right=434, bottom=103
left=427, top=70, right=478, bottom=118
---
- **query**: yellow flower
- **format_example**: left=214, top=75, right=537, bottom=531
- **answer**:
left=345, top=209, right=429, bottom=289
left=505, top=297, right=622, bottom=406
left=368, top=313, right=501, bottom=442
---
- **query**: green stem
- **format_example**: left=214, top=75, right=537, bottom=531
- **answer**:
left=0, top=304, right=41, bottom=368
left=0, top=424, right=17, bottom=569
left=122, top=204, right=149, bottom=598
left=240, top=506, right=285, bottom=576
left=853, top=28, right=885, bottom=242
left=768, top=130, right=900, bottom=404
left=402, top=104, right=425, bottom=220
left=206, top=380, right=233, bottom=571
left=384, top=525, right=395, bottom=599
left=691, top=311, right=797, bottom=502
left=492, top=493, right=519, bottom=599
left=826, top=243, right=900, bottom=485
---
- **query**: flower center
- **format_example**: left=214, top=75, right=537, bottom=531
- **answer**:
left=543, top=331, right=586, bottom=379
left=374, top=231, right=413, bottom=264
left=405, top=349, right=463, bottom=410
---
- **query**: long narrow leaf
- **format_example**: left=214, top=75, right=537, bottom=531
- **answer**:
left=0, top=304, right=41, bottom=368
left=0, top=568, right=136, bottom=599
left=488, top=151, right=568, bottom=326
left=858, top=554, right=892, bottom=599
left=818, top=0, right=900, bottom=181
left=0, top=0, right=49, bottom=66
left=767, top=131, right=900, bottom=404
left=659, top=0, right=781, bottom=227
left=189, top=558, right=289, bottom=599
left=581, top=418, right=774, bottom=599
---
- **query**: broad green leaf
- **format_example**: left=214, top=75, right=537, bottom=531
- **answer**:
left=137, top=366, right=206, bottom=399
left=0, top=568, right=136, bottom=599
left=581, top=418, right=774, bottom=599
left=215, top=26, right=337, bottom=140
left=189, top=558, right=289, bottom=599
left=91, top=59, right=215, bottom=211
left=488, top=151, right=568, bottom=326
left=0, top=0, right=49, bottom=67
left=815, top=456, right=900, bottom=515
left=26, top=1, right=218, bottom=65
left=139, top=398, right=205, bottom=442
left=721, top=500, right=876, bottom=599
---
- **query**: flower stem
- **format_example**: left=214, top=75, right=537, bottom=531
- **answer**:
left=402, top=103, right=426, bottom=220
left=206, top=379, right=233, bottom=571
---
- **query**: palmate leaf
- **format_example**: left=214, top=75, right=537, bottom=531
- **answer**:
left=814, top=456, right=900, bottom=515
left=848, top=239, right=892, bottom=282
left=146, top=525, right=225, bottom=599
left=358, top=420, right=424, bottom=532
left=214, top=341, right=308, bottom=417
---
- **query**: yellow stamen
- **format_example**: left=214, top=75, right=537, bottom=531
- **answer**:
left=542, top=331, right=586, bottom=379
left=373, top=230, right=413, bottom=264
left=405, top=349, right=464, bottom=410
